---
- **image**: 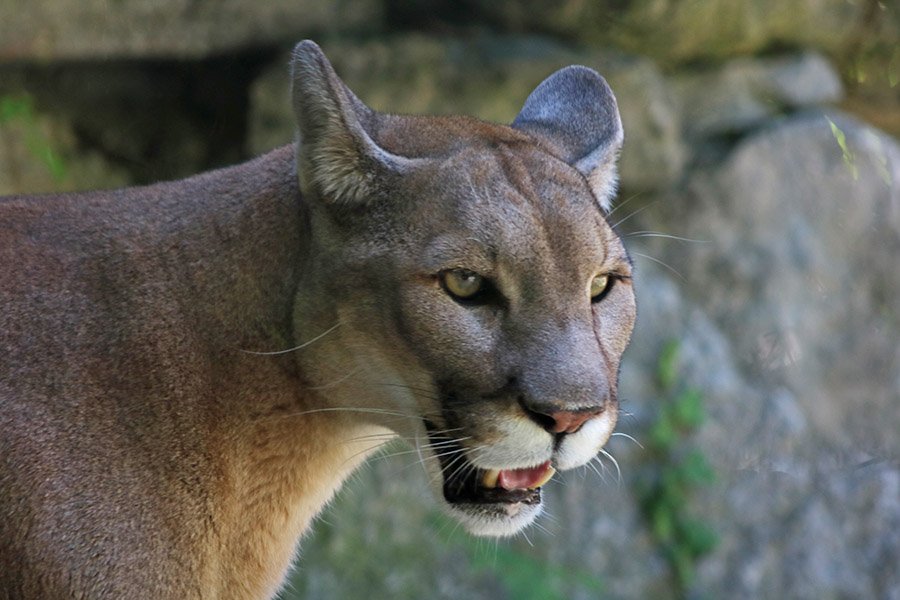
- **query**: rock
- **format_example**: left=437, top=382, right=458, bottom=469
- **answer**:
left=389, top=0, right=869, bottom=67
left=643, top=110, right=900, bottom=459
left=674, top=53, right=845, bottom=138
left=609, top=0, right=866, bottom=67
left=0, top=0, right=381, bottom=61
left=610, top=54, right=687, bottom=192
left=249, top=35, right=686, bottom=192
left=611, top=112, right=900, bottom=598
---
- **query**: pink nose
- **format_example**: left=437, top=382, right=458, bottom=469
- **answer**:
left=544, top=409, right=602, bottom=434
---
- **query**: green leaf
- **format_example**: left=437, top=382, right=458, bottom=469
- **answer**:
left=682, top=450, right=716, bottom=485
left=649, top=416, right=676, bottom=448
left=673, top=389, right=705, bottom=429
left=656, top=340, right=680, bottom=390
left=671, top=546, right=695, bottom=588
left=0, top=95, right=34, bottom=124
left=827, top=116, right=859, bottom=180
left=651, top=506, right=675, bottom=542
left=681, top=520, right=719, bottom=556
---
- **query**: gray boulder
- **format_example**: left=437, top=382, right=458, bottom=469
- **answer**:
left=612, top=111, right=900, bottom=598
left=0, top=0, right=381, bottom=61
left=674, top=53, right=844, bottom=139
left=657, top=111, right=900, bottom=459
left=400, top=0, right=869, bottom=66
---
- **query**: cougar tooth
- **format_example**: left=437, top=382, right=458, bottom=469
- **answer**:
left=481, top=469, right=500, bottom=489
left=528, top=465, right=556, bottom=490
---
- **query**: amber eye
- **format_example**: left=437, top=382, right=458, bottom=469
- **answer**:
left=441, top=269, right=484, bottom=300
left=590, top=274, right=611, bottom=301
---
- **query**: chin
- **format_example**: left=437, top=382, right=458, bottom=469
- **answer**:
left=444, top=496, right=544, bottom=537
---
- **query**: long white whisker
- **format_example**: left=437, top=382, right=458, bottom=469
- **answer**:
left=632, top=252, right=685, bottom=281
left=611, top=431, right=643, bottom=448
left=263, top=406, right=420, bottom=421
left=626, top=231, right=709, bottom=243
left=586, top=457, right=609, bottom=485
left=373, top=438, right=473, bottom=463
left=444, top=453, right=476, bottom=484
left=343, top=433, right=399, bottom=445
left=239, top=322, right=342, bottom=355
left=610, top=198, right=660, bottom=230
left=374, top=382, right=439, bottom=396
left=305, top=367, right=362, bottom=390
left=605, top=191, right=644, bottom=219
left=531, top=519, right=555, bottom=538
left=520, top=528, right=534, bottom=547
left=599, top=448, right=622, bottom=486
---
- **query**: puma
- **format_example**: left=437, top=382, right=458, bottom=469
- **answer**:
left=0, top=41, right=636, bottom=599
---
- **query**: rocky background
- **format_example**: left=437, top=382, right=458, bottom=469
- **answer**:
left=2, top=1, right=899, bottom=598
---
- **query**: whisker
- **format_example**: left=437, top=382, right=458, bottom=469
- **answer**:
left=520, top=528, right=534, bottom=547
left=610, top=198, right=660, bottom=230
left=540, top=508, right=559, bottom=527
left=598, top=449, right=623, bottom=486
left=262, top=406, right=422, bottom=421
left=586, top=457, right=610, bottom=486
left=531, top=519, right=555, bottom=538
left=340, top=438, right=396, bottom=468
left=374, top=382, right=440, bottom=397
left=342, top=433, right=399, bottom=445
left=605, top=191, right=645, bottom=219
left=305, top=368, right=362, bottom=390
left=439, top=444, right=489, bottom=485
left=632, top=252, right=685, bottom=281
left=437, top=452, right=468, bottom=482
left=388, top=447, right=461, bottom=477
left=238, top=322, right=341, bottom=355
left=610, top=431, right=643, bottom=448
left=626, top=231, right=709, bottom=244
left=372, top=438, right=473, bottom=463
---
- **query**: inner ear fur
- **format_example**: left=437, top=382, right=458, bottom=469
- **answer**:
left=290, top=40, right=414, bottom=206
left=512, top=66, right=624, bottom=212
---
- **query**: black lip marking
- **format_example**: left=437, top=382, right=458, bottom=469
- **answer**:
left=423, top=418, right=541, bottom=506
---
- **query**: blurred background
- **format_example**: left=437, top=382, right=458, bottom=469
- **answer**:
left=2, top=1, right=898, bottom=598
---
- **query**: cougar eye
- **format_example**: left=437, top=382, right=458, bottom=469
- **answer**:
left=590, top=274, right=612, bottom=301
left=441, top=269, right=484, bottom=300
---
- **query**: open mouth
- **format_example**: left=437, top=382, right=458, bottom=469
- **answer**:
left=424, top=420, right=556, bottom=506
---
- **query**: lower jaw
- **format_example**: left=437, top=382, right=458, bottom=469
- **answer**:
left=445, top=497, right=544, bottom=537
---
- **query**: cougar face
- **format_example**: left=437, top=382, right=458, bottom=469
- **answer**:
left=290, top=42, right=635, bottom=537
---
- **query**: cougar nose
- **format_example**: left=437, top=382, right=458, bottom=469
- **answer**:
left=520, top=401, right=603, bottom=434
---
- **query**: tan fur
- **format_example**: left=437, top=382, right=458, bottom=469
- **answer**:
left=0, top=42, right=635, bottom=598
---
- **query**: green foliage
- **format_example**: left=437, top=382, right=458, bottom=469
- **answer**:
left=463, top=533, right=605, bottom=600
left=0, top=94, right=67, bottom=182
left=826, top=117, right=858, bottom=181
left=637, top=340, right=718, bottom=598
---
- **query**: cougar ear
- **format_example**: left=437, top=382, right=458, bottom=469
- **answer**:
left=512, top=66, right=623, bottom=212
left=290, top=40, right=413, bottom=205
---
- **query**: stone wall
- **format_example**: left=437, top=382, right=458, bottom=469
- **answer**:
left=2, top=2, right=898, bottom=599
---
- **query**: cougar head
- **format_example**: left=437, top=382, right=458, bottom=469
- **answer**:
left=289, top=41, right=635, bottom=537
